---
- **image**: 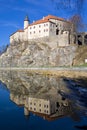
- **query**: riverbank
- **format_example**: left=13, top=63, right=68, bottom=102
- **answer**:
left=0, top=67, right=87, bottom=78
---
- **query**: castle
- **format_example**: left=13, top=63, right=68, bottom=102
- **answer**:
left=10, top=15, right=75, bottom=46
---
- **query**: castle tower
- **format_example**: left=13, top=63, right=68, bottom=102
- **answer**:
left=24, top=15, right=29, bottom=29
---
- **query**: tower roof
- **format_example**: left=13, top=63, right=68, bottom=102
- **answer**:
left=24, top=15, right=29, bottom=21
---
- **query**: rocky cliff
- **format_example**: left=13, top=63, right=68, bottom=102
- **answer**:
left=73, top=46, right=87, bottom=66
left=0, top=40, right=77, bottom=67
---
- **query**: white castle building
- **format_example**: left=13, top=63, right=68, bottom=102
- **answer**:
left=10, top=15, right=75, bottom=45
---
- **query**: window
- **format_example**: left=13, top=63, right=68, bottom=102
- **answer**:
left=39, top=30, right=41, bottom=33
left=44, top=110, right=46, bottom=113
left=30, top=32, right=32, bottom=34
left=33, top=26, right=35, bottom=28
left=46, top=24, right=48, bottom=26
left=30, top=107, right=32, bottom=110
left=34, top=103, right=36, bottom=105
left=39, top=104, right=41, bottom=107
left=56, top=102, right=60, bottom=108
left=44, top=29, right=45, bottom=32
left=34, top=108, right=36, bottom=111
left=30, top=102, right=32, bottom=105
left=56, top=29, right=59, bottom=35
left=30, top=27, right=32, bottom=29
left=46, top=29, right=48, bottom=32
left=44, top=105, right=46, bottom=108
left=44, top=24, right=45, bottom=27
left=47, top=105, right=48, bottom=108
left=39, top=25, right=41, bottom=27
left=39, top=109, right=41, bottom=112
left=34, top=31, right=35, bottom=33
left=47, top=110, right=48, bottom=113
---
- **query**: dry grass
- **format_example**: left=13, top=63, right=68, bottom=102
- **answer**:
left=25, top=69, right=87, bottom=78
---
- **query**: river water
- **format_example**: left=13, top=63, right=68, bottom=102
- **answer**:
left=0, top=70, right=87, bottom=130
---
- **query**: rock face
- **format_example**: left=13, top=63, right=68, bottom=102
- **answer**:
left=0, top=41, right=77, bottom=67
left=73, top=46, right=87, bottom=65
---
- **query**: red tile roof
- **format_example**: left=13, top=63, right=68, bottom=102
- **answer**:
left=45, top=15, right=64, bottom=21
left=30, top=15, right=65, bottom=26
left=17, top=30, right=24, bottom=32
left=10, top=30, right=24, bottom=36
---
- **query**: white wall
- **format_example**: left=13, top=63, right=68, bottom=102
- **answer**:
left=10, top=31, right=24, bottom=44
left=28, top=22, right=50, bottom=40
left=28, top=97, right=51, bottom=115
left=24, top=21, right=29, bottom=29
left=49, top=22, right=56, bottom=36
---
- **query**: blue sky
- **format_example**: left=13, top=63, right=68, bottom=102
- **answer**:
left=0, top=0, right=87, bottom=46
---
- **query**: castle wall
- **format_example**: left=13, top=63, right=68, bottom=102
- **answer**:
left=49, top=19, right=73, bottom=32
left=49, top=22, right=56, bottom=36
left=58, top=31, right=70, bottom=46
left=24, top=29, right=28, bottom=41
left=10, top=31, right=24, bottom=44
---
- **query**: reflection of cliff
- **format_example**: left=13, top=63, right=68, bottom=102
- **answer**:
left=0, top=70, right=79, bottom=121
left=0, top=70, right=70, bottom=96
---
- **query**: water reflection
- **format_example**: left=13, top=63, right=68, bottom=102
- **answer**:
left=0, top=70, right=87, bottom=124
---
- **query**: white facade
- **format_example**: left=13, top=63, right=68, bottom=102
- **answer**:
left=10, top=31, right=24, bottom=43
left=10, top=15, right=75, bottom=45
left=28, top=97, right=51, bottom=115
left=28, top=22, right=50, bottom=40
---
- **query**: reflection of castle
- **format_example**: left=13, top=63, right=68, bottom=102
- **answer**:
left=0, top=70, right=81, bottom=121
left=10, top=93, right=72, bottom=120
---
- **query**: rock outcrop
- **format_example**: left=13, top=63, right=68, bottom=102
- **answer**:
left=0, top=40, right=77, bottom=67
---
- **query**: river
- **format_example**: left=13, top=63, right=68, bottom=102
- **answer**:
left=0, top=70, right=87, bottom=130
